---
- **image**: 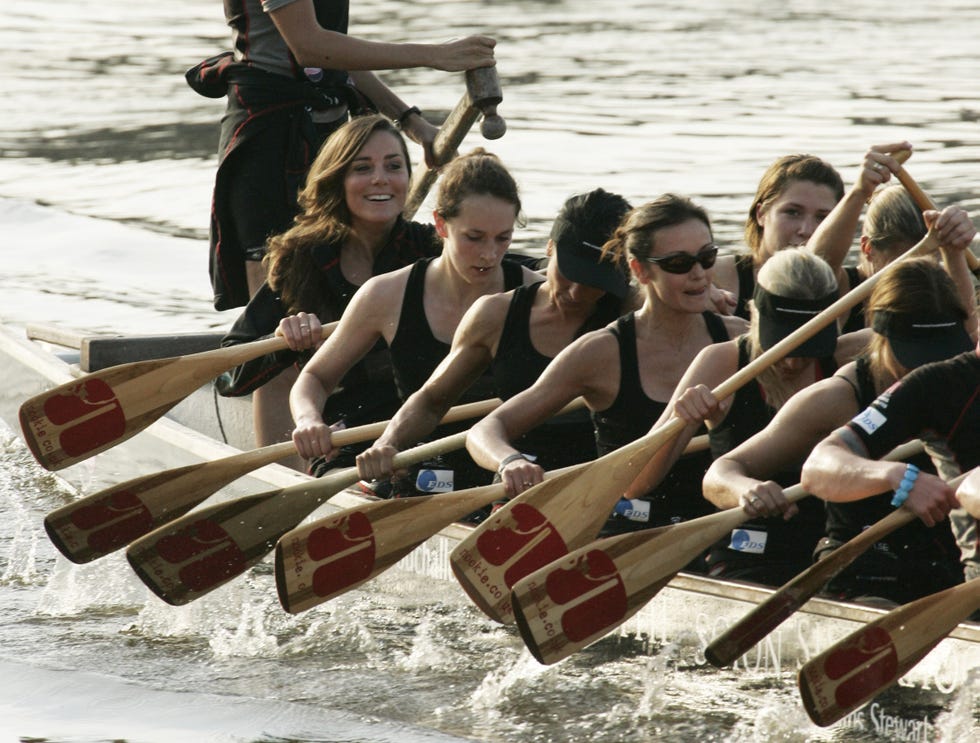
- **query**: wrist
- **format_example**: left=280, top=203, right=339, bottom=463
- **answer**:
left=497, top=452, right=527, bottom=476
left=891, top=463, right=920, bottom=507
left=395, top=105, right=422, bottom=130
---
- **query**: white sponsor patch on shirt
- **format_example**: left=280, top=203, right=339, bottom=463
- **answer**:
left=416, top=469, right=454, bottom=493
left=852, top=406, right=888, bottom=435
left=729, top=528, right=767, bottom=554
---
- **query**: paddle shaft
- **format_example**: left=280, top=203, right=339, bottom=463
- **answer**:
left=18, top=322, right=338, bottom=471
left=403, top=67, right=505, bottom=219
left=43, top=396, right=501, bottom=563
left=706, top=462, right=966, bottom=667
left=893, top=162, right=980, bottom=271
left=798, top=578, right=980, bottom=727
left=510, top=440, right=924, bottom=665
left=450, top=228, right=942, bottom=625
left=126, top=413, right=491, bottom=605
left=275, top=432, right=710, bottom=613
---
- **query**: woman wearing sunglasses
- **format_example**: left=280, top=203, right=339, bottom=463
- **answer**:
left=466, top=194, right=747, bottom=538
left=710, top=154, right=845, bottom=319
left=624, top=248, right=869, bottom=585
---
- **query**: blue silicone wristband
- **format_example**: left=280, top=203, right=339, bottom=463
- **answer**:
left=891, top=463, right=920, bottom=507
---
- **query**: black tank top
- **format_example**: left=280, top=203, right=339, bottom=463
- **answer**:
left=592, top=311, right=731, bottom=524
left=387, top=257, right=524, bottom=490
left=706, top=336, right=838, bottom=582
left=734, top=254, right=756, bottom=320
left=840, top=266, right=867, bottom=335
left=491, top=282, right=619, bottom=470
left=709, top=336, right=839, bottom=462
left=389, top=257, right=524, bottom=402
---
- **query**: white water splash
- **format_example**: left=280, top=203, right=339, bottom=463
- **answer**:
left=468, top=650, right=555, bottom=718
left=36, top=552, right=147, bottom=614
left=935, top=667, right=980, bottom=742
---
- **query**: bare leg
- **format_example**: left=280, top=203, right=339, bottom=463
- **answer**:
left=253, top=366, right=307, bottom=473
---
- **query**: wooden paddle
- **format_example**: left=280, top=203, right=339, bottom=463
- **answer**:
left=798, top=578, right=980, bottom=727
left=403, top=67, right=506, bottom=219
left=125, top=404, right=502, bottom=606
left=448, top=229, right=943, bottom=625
left=275, top=432, right=712, bottom=614
left=892, top=159, right=980, bottom=271
left=43, top=397, right=500, bottom=564
left=509, top=441, right=924, bottom=665
left=18, top=322, right=338, bottom=472
left=706, top=462, right=968, bottom=668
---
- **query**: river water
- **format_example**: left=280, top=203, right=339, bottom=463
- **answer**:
left=1, top=1, right=979, bottom=741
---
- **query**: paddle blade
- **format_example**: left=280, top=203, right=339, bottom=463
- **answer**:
left=45, top=461, right=212, bottom=564
left=19, top=362, right=181, bottom=470
left=798, top=580, right=980, bottom=727
left=449, top=422, right=685, bottom=625
left=125, top=488, right=291, bottom=605
left=277, top=483, right=502, bottom=614
left=511, top=528, right=673, bottom=665
left=43, top=442, right=295, bottom=564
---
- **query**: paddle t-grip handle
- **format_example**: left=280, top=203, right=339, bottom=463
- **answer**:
left=465, top=67, right=506, bottom=140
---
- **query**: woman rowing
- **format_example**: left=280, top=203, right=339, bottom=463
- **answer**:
left=711, top=154, right=845, bottom=318
left=466, top=194, right=747, bottom=535
left=217, top=115, right=441, bottom=471
left=801, top=320, right=980, bottom=585
left=625, top=248, right=866, bottom=585
left=704, top=257, right=974, bottom=603
left=808, top=141, right=977, bottom=333
left=290, top=148, right=539, bottom=485
left=354, top=188, right=634, bottom=500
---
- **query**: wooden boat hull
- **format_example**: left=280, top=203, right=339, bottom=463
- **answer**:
left=1, top=323, right=977, bottom=730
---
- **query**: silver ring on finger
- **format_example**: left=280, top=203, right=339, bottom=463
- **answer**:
left=872, top=162, right=883, bottom=172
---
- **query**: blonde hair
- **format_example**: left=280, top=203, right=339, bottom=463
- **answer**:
left=748, top=248, right=838, bottom=408
left=865, top=257, right=970, bottom=388
left=863, top=185, right=926, bottom=260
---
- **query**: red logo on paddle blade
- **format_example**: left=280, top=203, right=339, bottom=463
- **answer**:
left=546, top=550, right=627, bottom=642
left=44, top=380, right=126, bottom=456
left=307, top=511, right=376, bottom=597
left=476, top=503, right=568, bottom=587
left=70, top=490, right=154, bottom=554
left=155, top=520, right=246, bottom=592
left=823, top=626, right=899, bottom=709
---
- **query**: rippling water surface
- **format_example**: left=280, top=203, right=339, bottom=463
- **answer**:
left=2, top=1, right=979, bottom=741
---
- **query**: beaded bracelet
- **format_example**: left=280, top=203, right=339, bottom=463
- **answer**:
left=497, top=452, right=527, bottom=476
left=891, top=463, right=920, bottom=507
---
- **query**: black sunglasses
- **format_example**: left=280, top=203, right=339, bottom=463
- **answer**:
left=643, top=245, right=719, bottom=274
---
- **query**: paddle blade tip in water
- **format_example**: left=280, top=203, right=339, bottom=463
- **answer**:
left=511, top=590, right=548, bottom=665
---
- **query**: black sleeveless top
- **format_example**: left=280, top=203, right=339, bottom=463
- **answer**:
left=386, top=257, right=524, bottom=491
left=709, top=336, right=839, bottom=461
left=592, top=311, right=731, bottom=525
left=734, top=254, right=756, bottom=320
left=389, top=257, right=524, bottom=402
left=839, top=266, right=867, bottom=335
left=490, top=282, right=620, bottom=470
left=706, top=336, right=838, bottom=584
